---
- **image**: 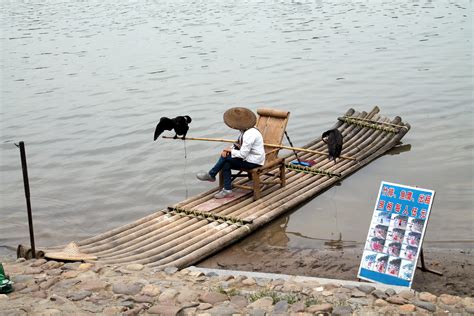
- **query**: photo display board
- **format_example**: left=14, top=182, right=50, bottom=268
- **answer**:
left=358, top=181, right=435, bottom=288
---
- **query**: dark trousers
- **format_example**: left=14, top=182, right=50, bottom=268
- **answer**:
left=209, top=156, right=260, bottom=190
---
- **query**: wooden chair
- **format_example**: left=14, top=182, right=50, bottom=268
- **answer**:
left=218, top=108, right=290, bottom=200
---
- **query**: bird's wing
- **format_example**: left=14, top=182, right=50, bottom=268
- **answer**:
left=154, top=117, right=174, bottom=141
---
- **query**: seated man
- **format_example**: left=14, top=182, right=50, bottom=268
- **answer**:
left=196, top=107, right=265, bottom=199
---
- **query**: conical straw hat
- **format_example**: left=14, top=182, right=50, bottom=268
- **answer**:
left=223, top=107, right=256, bottom=130
left=45, top=242, right=97, bottom=261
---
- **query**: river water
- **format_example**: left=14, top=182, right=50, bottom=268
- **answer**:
left=1, top=0, right=472, bottom=256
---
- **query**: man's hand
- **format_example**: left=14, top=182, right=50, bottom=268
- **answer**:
left=221, top=147, right=231, bottom=158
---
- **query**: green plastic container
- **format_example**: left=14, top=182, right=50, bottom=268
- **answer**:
left=0, top=263, right=13, bottom=294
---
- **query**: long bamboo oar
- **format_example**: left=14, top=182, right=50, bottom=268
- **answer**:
left=162, top=136, right=357, bottom=161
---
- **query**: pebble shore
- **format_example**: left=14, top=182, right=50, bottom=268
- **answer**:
left=1, top=257, right=472, bottom=315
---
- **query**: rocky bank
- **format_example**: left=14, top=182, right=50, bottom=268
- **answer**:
left=1, top=256, right=473, bottom=315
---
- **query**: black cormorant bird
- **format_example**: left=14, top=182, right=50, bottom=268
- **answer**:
left=322, top=128, right=343, bottom=163
left=154, top=115, right=192, bottom=141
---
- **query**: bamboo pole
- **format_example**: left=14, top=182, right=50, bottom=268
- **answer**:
left=78, top=212, right=181, bottom=248
left=100, top=221, right=223, bottom=263
left=77, top=211, right=167, bottom=247
left=162, top=136, right=357, bottom=161
left=147, top=224, right=241, bottom=267
left=91, top=217, right=205, bottom=257
left=81, top=214, right=188, bottom=252
left=154, top=226, right=249, bottom=268
left=108, top=222, right=235, bottom=265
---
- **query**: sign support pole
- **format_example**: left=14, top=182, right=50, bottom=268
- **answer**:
left=417, top=248, right=443, bottom=276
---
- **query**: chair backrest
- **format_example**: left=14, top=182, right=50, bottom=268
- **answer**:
left=255, top=108, right=290, bottom=163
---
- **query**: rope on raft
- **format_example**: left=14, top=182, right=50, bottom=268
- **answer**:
left=165, top=206, right=253, bottom=227
left=340, top=115, right=410, bottom=129
left=286, top=163, right=342, bottom=178
left=338, top=116, right=404, bottom=133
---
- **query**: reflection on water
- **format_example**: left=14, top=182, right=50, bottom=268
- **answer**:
left=242, top=215, right=360, bottom=250
left=385, top=143, right=412, bottom=156
left=243, top=216, right=291, bottom=250
left=0, top=0, right=472, bottom=253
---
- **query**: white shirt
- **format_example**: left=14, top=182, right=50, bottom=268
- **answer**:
left=231, top=128, right=265, bottom=166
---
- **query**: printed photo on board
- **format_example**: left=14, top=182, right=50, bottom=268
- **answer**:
left=361, top=252, right=378, bottom=270
left=384, top=241, right=402, bottom=257
left=390, top=214, right=408, bottom=229
left=404, top=231, right=422, bottom=247
left=372, top=224, right=389, bottom=239
left=387, top=257, right=402, bottom=276
left=373, top=211, right=391, bottom=226
left=374, top=254, right=389, bottom=273
left=408, top=217, right=425, bottom=233
left=399, top=259, right=415, bottom=280
left=387, top=227, right=406, bottom=243
left=366, top=236, right=385, bottom=253
left=401, top=244, right=418, bottom=260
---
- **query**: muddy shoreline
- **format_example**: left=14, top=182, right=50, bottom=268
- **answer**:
left=197, top=245, right=473, bottom=297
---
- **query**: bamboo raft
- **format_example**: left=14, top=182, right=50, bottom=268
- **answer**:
left=38, top=106, right=410, bottom=267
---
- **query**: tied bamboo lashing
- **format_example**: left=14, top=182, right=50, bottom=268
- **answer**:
left=286, top=163, right=342, bottom=178
left=338, top=116, right=407, bottom=133
left=166, top=206, right=252, bottom=227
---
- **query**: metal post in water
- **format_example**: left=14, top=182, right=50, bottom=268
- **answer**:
left=17, top=141, right=36, bottom=259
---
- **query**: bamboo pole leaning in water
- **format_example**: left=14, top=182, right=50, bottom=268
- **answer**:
left=161, top=136, right=357, bottom=161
